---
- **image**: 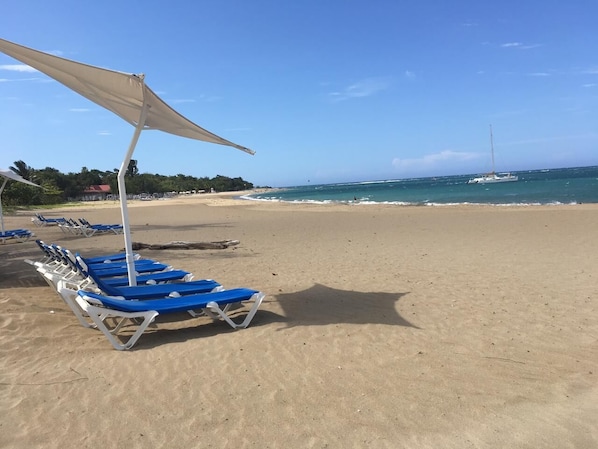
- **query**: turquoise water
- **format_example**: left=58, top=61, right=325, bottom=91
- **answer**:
left=246, top=166, right=598, bottom=206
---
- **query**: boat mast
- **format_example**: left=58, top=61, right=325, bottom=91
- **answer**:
left=489, top=124, right=495, bottom=175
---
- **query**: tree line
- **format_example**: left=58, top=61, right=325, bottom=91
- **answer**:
left=3, top=160, right=256, bottom=207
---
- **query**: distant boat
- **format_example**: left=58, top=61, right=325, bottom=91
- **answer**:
left=468, top=125, right=518, bottom=184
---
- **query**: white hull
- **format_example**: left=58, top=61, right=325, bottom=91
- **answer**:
left=467, top=173, right=518, bottom=184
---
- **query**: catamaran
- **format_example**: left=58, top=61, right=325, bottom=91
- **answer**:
left=468, top=125, right=518, bottom=184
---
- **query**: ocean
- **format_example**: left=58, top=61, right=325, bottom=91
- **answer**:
left=245, top=166, right=598, bottom=206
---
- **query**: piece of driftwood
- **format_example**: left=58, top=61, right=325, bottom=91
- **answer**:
left=130, top=240, right=240, bottom=250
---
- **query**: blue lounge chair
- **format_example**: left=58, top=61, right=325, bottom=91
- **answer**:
left=84, top=252, right=131, bottom=264
left=0, top=228, right=34, bottom=243
left=57, top=281, right=265, bottom=350
left=78, top=218, right=123, bottom=235
left=80, top=258, right=224, bottom=299
left=32, top=213, right=66, bottom=227
left=77, top=257, right=170, bottom=278
left=100, top=270, right=192, bottom=287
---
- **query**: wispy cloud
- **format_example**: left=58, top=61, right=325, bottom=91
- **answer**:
left=501, top=42, right=541, bottom=50
left=98, top=131, right=112, bottom=136
left=528, top=72, right=550, bottom=77
left=404, top=70, right=416, bottom=79
left=0, top=76, right=49, bottom=83
left=0, top=64, right=38, bottom=73
left=169, top=98, right=196, bottom=104
left=392, top=150, right=478, bottom=170
left=70, top=108, right=91, bottom=112
left=328, top=77, right=391, bottom=102
left=582, top=83, right=596, bottom=88
left=198, top=93, right=222, bottom=102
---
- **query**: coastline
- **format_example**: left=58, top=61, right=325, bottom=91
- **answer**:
left=1, top=195, right=597, bottom=448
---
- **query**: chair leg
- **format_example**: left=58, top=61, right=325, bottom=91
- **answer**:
left=73, top=296, right=159, bottom=350
left=205, top=292, right=265, bottom=329
left=55, top=282, right=99, bottom=329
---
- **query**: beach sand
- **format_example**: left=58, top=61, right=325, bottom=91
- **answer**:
left=1, top=195, right=596, bottom=448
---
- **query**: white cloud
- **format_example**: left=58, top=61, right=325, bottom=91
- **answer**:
left=169, top=98, right=196, bottom=104
left=328, top=77, right=391, bottom=102
left=0, top=64, right=37, bottom=73
left=501, top=42, right=541, bottom=50
left=392, top=150, right=478, bottom=171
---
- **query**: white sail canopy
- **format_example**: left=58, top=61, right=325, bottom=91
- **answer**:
left=0, top=169, right=41, bottom=188
left=0, top=38, right=254, bottom=154
left=0, top=38, right=253, bottom=285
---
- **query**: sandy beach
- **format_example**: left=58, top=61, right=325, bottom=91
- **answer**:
left=1, top=195, right=596, bottom=448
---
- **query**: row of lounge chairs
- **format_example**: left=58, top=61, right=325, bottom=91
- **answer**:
left=27, top=240, right=265, bottom=350
left=32, top=213, right=123, bottom=237
left=0, top=228, right=35, bottom=244
left=59, top=218, right=123, bottom=237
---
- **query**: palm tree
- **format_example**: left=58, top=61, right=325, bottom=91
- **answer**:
left=9, top=160, right=36, bottom=181
left=126, top=159, right=139, bottom=177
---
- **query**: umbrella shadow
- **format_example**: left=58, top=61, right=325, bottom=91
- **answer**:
left=274, top=283, right=416, bottom=329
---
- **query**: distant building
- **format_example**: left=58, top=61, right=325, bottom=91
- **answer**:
left=82, top=184, right=112, bottom=201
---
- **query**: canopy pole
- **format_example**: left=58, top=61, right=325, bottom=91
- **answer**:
left=0, top=178, right=8, bottom=233
left=118, top=94, right=149, bottom=287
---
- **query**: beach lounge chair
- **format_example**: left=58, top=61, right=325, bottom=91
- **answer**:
left=84, top=252, right=132, bottom=264
left=58, top=218, right=123, bottom=237
left=57, top=218, right=79, bottom=235
left=57, top=281, right=265, bottom=350
left=85, top=262, right=223, bottom=299
left=0, top=228, right=34, bottom=243
left=77, top=256, right=171, bottom=278
left=52, top=272, right=223, bottom=330
left=79, top=218, right=124, bottom=234
left=32, top=213, right=66, bottom=227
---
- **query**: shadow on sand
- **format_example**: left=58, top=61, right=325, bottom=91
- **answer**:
left=0, top=241, right=48, bottom=288
left=273, top=283, right=416, bottom=329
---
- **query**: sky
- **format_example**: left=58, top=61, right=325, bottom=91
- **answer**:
left=1, top=1, right=597, bottom=187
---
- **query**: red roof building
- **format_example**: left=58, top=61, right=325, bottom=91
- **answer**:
left=82, top=184, right=112, bottom=201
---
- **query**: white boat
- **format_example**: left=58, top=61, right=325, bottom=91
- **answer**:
left=468, top=125, right=518, bottom=184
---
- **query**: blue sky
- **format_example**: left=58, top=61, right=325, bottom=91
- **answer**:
left=1, top=1, right=597, bottom=187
